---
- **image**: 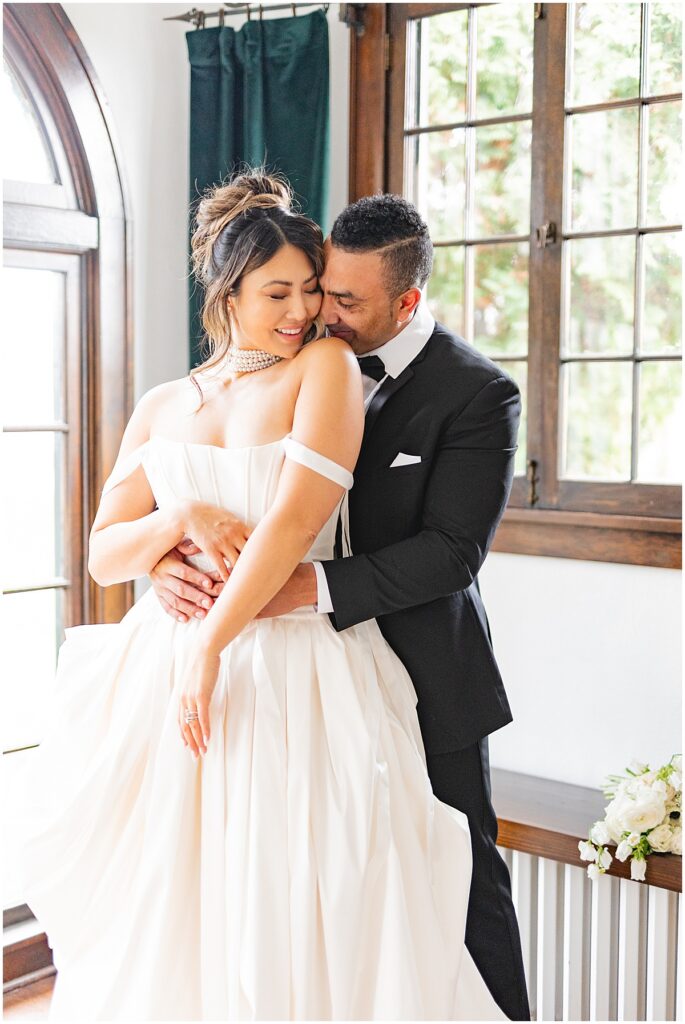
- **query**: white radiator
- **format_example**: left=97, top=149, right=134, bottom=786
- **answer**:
left=497, top=847, right=681, bottom=1021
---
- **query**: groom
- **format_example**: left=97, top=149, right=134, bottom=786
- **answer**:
left=150, top=194, right=530, bottom=1020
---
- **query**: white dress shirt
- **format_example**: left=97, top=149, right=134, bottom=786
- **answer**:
left=312, top=299, right=436, bottom=613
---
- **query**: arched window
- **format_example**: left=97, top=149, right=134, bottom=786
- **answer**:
left=3, top=3, right=131, bottom=934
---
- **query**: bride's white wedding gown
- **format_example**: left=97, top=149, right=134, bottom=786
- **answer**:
left=17, top=433, right=507, bottom=1021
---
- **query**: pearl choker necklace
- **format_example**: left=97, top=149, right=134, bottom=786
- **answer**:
left=223, top=345, right=283, bottom=374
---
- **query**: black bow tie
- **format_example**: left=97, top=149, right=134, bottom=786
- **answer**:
left=357, top=355, right=386, bottom=382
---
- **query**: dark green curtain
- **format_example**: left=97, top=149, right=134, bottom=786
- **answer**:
left=186, top=8, right=330, bottom=368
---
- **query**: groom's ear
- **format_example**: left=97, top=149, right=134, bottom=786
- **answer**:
left=395, top=287, right=422, bottom=326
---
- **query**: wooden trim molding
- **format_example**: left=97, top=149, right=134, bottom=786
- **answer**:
left=3, top=926, right=54, bottom=987
left=348, top=3, right=387, bottom=200
left=493, top=507, right=682, bottom=568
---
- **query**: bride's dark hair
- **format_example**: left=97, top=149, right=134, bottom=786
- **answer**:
left=189, top=167, right=325, bottom=404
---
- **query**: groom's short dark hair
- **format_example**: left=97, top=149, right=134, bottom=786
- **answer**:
left=331, top=194, right=433, bottom=298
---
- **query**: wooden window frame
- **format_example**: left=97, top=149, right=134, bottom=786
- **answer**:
left=4, top=2, right=133, bottom=625
left=348, top=1, right=682, bottom=568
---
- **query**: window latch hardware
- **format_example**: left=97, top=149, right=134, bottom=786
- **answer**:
left=526, top=459, right=540, bottom=506
left=535, top=221, right=557, bottom=248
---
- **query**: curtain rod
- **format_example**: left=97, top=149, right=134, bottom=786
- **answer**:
left=163, top=3, right=329, bottom=29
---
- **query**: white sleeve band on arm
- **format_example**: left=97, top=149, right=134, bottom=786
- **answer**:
left=283, top=437, right=354, bottom=490
left=312, top=561, right=334, bottom=614
left=101, top=441, right=151, bottom=497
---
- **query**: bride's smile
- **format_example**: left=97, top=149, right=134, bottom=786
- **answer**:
left=227, top=242, right=323, bottom=360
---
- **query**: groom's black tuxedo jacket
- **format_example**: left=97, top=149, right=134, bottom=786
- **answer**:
left=321, top=321, right=521, bottom=756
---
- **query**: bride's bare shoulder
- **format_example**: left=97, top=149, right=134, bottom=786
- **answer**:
left=295, top=336, right=360, bottom=378
left=128, top=376, right=197, bottom=435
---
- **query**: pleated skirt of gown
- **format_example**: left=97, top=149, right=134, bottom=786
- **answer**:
left=16, top=586, right=507, bottom=1021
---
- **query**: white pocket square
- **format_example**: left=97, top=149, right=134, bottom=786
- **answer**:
left=390, top=452, right=422, bottom=468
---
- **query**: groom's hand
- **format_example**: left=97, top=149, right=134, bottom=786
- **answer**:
left=255, top=563, right=318, bottom=618
left=149, top=540, right=225, bottom=623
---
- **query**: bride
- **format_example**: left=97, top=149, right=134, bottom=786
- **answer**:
left=17, top=170, right=508, bottom=1021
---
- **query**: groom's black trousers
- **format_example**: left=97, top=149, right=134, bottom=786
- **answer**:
left=425, top=737, right=531, bottom=1021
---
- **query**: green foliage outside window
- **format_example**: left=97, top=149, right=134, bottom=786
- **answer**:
left=412, top=3, right=681, bottom=485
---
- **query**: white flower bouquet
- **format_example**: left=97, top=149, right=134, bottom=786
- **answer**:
left=578, top=755, right=682, bottom=882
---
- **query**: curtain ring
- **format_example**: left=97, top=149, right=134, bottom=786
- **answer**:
left=291, top=3, right=297, bottom=15
left=246, top=4, right=251, bottom=19
left=259, top=3, right=263, bottom=19
left=218, top=7, right=225, bottom=25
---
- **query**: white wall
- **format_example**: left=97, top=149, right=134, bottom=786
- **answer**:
left=63, top=3, right=680, bottom=791
left=481, top=553, right=681, bottom=788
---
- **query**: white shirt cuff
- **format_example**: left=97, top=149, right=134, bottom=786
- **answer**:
left=312, top=561, right=334, bottom=614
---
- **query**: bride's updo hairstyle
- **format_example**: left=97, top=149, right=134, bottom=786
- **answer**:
left=189, top=168, right=325, bottom=400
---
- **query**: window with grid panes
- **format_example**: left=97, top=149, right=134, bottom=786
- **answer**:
left=377, top=2, right=682, bottom=565
left=562, top=3, right=681, bottom=489
left=404, top=4, right=533, bottom=479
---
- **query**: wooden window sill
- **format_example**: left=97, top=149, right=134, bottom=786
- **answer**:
left=492, top=767, right=682, bottom=892
left=493, top=506, right=681, bottom=569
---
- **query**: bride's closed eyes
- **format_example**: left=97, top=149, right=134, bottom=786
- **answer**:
left=268, top=285, right=322, bottom=300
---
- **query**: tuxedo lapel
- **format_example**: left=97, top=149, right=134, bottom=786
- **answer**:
left=363, top=366, right=415, bottom=444
left=362, top=330, right=435, bottom=445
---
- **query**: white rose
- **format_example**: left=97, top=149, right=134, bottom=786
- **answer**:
left=620, top=790, right=667, bottom=833
left=587, top=863, right=601, bottom=881
left=590, top=820, right=612, bottom=846
left=605, top=789, right=630, bottom=814
left=615, top=840, right=633, bottom=862
left=604, top=796, right=631, bottom=843
left=605, top=819, right=626, bottom=845
left=599, top=847, right=613, bottom=871
left=670, top=827, right=682, bottom=855
left=578, top=840, right=598, bottom=863
left=630, top=858, right=647, bottom=882
left=647, top=823, right=673, bottom=852
left=628, top=832, right=642, bottom=847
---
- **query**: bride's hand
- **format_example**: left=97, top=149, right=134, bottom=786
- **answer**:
left=178, top=500, right=252, bottom=583
left=177, top=645, right=221, bottom=759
